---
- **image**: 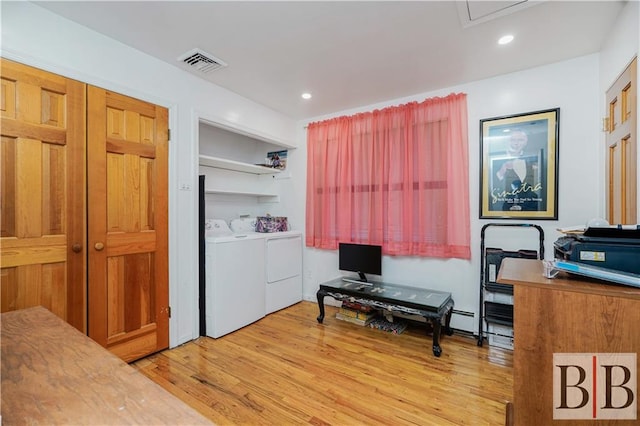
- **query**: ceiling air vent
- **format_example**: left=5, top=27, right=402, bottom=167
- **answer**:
left=178, top=48, right=227, bottom=74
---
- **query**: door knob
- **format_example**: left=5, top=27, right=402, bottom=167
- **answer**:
left=72, top=243, right=82, bottom=253
left=94, top=242, right=105, bottom=251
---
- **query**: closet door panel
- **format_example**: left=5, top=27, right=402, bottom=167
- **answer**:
left=88, top=87, right=168, bottom=363
left=1, top=136, right=16, bottom=237
left=0, top=262, right=68, bottom=319
left=0, top=59, right=86, bottom=332
left=106, top=253, right=155, bottom=335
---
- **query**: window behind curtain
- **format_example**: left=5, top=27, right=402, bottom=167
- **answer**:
left=306, top=93, right=470, bottom=259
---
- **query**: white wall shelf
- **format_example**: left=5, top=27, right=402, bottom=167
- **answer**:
left=199, top=155, right=280, bottom=175
left=203, top=188, right=280, bottom=203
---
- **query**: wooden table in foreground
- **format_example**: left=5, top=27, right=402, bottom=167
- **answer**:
left=498, top=258, right=640, bottom=425
left=1, top=306, right=212, bottom=425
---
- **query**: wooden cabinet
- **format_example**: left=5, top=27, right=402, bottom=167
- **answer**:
left=1, top=58, right=169, bottom=362
left=498, top=258, right=640, bottom=425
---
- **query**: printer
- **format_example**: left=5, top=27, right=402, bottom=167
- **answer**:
left=554, top=227, right=640, bottom=275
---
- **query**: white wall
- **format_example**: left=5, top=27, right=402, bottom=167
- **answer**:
left=1, top=1, right=298, bottom=346
left=296, top=54, right=603, bottom=332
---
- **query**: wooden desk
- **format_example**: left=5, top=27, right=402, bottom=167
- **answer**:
left=1, top=306, right=212, bottom=425
left=498, top=258, right=640, bottom=425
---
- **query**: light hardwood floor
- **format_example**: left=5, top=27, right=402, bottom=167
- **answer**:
left=133, top=301, right=513, bottom=425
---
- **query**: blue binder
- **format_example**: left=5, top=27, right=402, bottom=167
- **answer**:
left=553, top=260, right=640, bottom=288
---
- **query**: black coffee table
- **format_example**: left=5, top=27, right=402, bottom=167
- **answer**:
left=316, top=278, right=454, bottom=357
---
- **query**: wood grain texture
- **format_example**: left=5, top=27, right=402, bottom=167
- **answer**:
left=1, top=307, right=211, bottom=425
left=1, top=77, right=17, bottom=117
left=134, top=301, right=513, bottom=425
left=0, top=58, right=86, bottom=332
left=88, top=86, right=168, bottom=362
left=0, top=136, right=16, bottom=237
left=0, top=118, right=67, bottom=144
left=605, top=57, right=637, bottom=225
left=499, top=258, right=640, bottom=425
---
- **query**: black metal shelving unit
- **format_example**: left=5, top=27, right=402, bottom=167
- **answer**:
left=477, top=223, right=544, bottom=347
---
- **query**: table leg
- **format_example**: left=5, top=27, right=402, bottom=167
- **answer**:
left=430, top=318, right=442, bottom=357
left=444, top=306, right=454, bottom=336
left=316, top=289, right=327, bottom=323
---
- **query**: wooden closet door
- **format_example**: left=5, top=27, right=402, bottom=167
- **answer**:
left=0, top=59, right=86, bottom=332
left=87, top=86, right=169, bottom=362
left=606, top=57, right=637, bottom=224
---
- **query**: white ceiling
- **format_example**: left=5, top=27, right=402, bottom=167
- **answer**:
left=33, top=1, right=625, bottom=120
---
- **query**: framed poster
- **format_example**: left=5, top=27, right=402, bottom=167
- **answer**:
left=479, top=108, right=559, bottom=219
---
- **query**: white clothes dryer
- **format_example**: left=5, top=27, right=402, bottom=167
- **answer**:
left=264, top=231, right=302, bottom=314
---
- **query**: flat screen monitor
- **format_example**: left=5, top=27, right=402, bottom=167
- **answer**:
left=338, top=243, right=382, bottom=282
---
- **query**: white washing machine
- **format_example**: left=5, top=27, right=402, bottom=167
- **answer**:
left=229, top=218, right=303, bottom=314
left=264, top=231, right=302, bottom=314
left=204, top=220, right=266, bottom=338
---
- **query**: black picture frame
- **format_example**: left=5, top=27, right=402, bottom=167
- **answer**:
left=479, top=108, right=559, bottom=220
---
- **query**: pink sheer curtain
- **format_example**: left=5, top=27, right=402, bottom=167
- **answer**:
left=305, top=93, right=470, bottom=259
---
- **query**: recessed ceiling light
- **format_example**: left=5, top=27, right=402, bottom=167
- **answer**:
left=301, top=93, right=312, bottom=100
left=498, top=35, right=514, bottom=45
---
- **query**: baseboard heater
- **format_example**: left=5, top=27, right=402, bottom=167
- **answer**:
left=452, top=309, right=475, bottom=317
